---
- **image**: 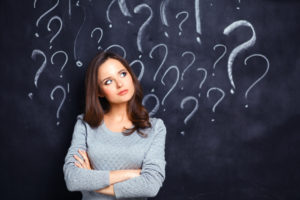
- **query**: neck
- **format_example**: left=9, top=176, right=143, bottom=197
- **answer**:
left=106, top=102, right=129, bottom=122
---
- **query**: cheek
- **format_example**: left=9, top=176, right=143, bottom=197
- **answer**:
left=101, top=87, right=114, bottom=97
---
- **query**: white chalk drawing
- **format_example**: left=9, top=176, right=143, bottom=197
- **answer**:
left=73, top=5, right=86, bottom=67
left=134, top=3, right=153, bottom=53
left=47, top=15, right=62, bottom=49
left=194, top=0, right=201, bottom=43
left=142, top=93, right=160, bottom=117
left=50, top=85, right=66, bottom=126
left=180, top=96, right=199, bottom=125
left=149, top=43, right=168, bottom=81
left=243, top=54, right=270, bottom=107
left=175, top=11, right=189, bottom=36
left=181, top=51, right=196, bottom=81
left=161, top=65, right=180, bottom=105
left=104, top=44, right=127, bottom=58
left=51, top=50, right=68, bottom=78
left=223, top=20, right=256, bottom=94
left=196, top=67, right=207, bottom=89
left=130, top=60, right=145, bottom=81
left=91, top=27, right=103, bottom=50
left=207, top=87, right=225, bottom=121
left=212, top=44, right=227, bottom=76
left=31, top=49, right=47, bottom=88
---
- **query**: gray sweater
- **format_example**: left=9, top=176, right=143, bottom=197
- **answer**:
left=63, top=114, right=167, bottom=200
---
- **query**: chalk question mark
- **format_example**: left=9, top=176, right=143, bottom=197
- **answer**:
left=196, top=68, right=207, bottom=97
left=91, top=27, right=103, bottom=50
left=212, top=44, right=227, bottom=76
left=161, top=65, right=180, bottom=106
left=50, top=85, right=66, bottom=126
left=175, top=11, right=189, bottom=36
left=223, top=20, right=256, bottom=94
left=206, top=87, right=225, bottom=122
left=134, top=3, right=153, bottom=56
left=180, top=96, right=199, bottom=125
left=47, top=16, right=63, bottom=49
left=142, top=93, right=160, bottom=117
left=243, top=54, right=270, bottom=108
left=130, top=60, right=145, bottom=81
left=149, top=43, right=168, bottom=82
left=31, top=49, right=47, bottom=88
left=51, top=50, right=68, bottom=78
left=180, top=51, right=195, bottom=90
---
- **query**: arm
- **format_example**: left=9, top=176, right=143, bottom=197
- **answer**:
left=95, top=169, right=141, bottom=196
left=63, top=116, right=111, bottom=191
left=113, top=119, right=167, bottom=199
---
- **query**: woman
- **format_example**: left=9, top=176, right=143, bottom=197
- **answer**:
left=63, top=51, right=167, bottom=200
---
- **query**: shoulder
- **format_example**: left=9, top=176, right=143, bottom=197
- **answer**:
left=150, top=117, right=165, bottom=127
left=149, top=117, right=167, bottom=134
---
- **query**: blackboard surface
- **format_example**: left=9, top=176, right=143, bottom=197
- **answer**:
left=1, top=0, right=300, bottom=199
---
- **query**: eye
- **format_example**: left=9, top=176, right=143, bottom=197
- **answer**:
left=120, top=71, right=127, bottom=77
left=104, top=79, right=112, bottom=85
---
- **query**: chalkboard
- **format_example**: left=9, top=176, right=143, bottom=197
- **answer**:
left=1, top=0, right=300, bottom=199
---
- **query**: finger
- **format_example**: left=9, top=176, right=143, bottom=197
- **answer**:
left=78, top=150, right=90, bottom=165
left=75, top=162, right=82, bottom=168
left=74, top=155, right=84, bottom=165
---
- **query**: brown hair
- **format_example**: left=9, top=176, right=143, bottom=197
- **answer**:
left=83, top=51, right=151, bottom=137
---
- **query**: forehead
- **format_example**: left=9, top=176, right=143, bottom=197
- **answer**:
left=97, top=58, right=126, bottom=78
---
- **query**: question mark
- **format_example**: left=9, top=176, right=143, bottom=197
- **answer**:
left=180, top=96, right=199, bottom=125
left=31, top=49, right=47, bottom=88
left=243, top=54, right=270, bottom=108
left=212, top=44, right=227, bottom=76
left=34, top=0, right=60, bottom=37
left=50, top=85, right=66, bottom=126
left=160, top=0, right=170, bottom=38
left=105, top=44, right=127, bottom=58
left=51, top=50, right=68, bottom=78
left=142, top=93, right=160, bottom=117
left=161, top=65, right=180, bottom=106
left=91, top=27, right=103, bottom=50
left=47, top=15, right=63, bottom=49
left=149, top=43, right=168, bottom=82
left=206, top=87, right=225, bottom=122
left=134, top=3, right=153, bottom=56
left=175, top=11, right=189, bottom=36
left=196, top=67, right=207, bottom=97
left=181, top=51, right=196, bottom=81
left=223, top=20, right=256, bottom=94
left=130, top=60, right=145, bottom=81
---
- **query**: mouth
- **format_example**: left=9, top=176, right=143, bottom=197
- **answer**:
left=118, top=89, right=128, bottom=95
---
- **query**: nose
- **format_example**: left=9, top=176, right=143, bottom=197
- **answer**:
left=115, top=78, right=123, bottom=88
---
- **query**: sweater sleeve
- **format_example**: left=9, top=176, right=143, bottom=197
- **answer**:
left=113, top=118, right=167, bottom=199
left=63, top=115, right=110, bottom=191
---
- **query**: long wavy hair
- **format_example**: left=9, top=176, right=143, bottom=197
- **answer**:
left=83, top=51, right=151, bottom=137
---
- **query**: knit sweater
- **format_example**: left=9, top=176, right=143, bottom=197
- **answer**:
left=63, top=114, right=167, bottom=200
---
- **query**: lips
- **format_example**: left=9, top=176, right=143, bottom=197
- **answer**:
left=118, top=89, right=128, bottom=95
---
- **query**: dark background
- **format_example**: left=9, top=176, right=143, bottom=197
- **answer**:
left=1, top=0, right=300, bottom=199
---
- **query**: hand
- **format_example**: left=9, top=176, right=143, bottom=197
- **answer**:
left=73, top=149, right=93, bottom=170
left=128, top=169, right=141, bottom=179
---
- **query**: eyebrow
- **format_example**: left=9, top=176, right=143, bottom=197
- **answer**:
left=100, top=69, right=126, bottom=83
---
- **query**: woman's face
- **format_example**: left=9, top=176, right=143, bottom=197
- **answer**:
left=97, top=58, right=135, bottom=105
